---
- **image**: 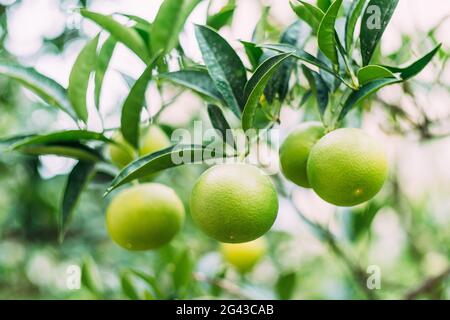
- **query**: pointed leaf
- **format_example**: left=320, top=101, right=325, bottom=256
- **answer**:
left=95, top=36, right=117, bottom=109
left=152, top=0, right=202, bottom=56
left=0, top=62, right=74, bottom=118
left=345, top=0, right=367, bottom=53
left=120, top=272, right=140, bottom=300
left=207, top=104, right=234, bottom=147
left=207, top=2, right=236, bottom=31
left=11, top=130, right=112, bottom=150
left=195, top=25, right=247, bottom=117
left=360, top=0, right=399, bottom=66
left=159, top=70, right=224, bottom=102
left=81, top=256, right=103, bottom=295
left=120, top=56, right=158, bottom=149
left=339, top=77, right=399, bottom=120
left=106, top=144, right=224, bottom=193
left=317, top=0, right=332, bottom=12
left=60, top=161, right=95, bottom=239
left=68, top=35, right=99, bottom=122
left=318, top=0, right=343, bottom=66
left=290, top=1, right=324, bottom=32
left=357, top=65, right=396, bottom=85
left=80, top=9, right=149, bottom=62
left=16, top=143, right=104, bottom=162
left=276, top=272, right=297, bottom=300
left=383, top=44, right=442, bottom=80
left=242, top=52, right=293, bottom=131
left=240, top=41, right=264, bottom=70
left=301, top=65, right=329, bottom=115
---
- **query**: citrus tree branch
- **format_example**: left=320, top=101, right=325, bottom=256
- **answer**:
left=404, top=267, right=450, bottom=300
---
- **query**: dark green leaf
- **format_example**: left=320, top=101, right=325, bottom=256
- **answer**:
left=318, top=50, right=341, bottom=92
left=207, top=104, right=234, bottom=147
left=240, top=40, right=264, bottom=70
left=317, top=0, right=343, bottom=66
left=242, top=52, right=293, bottom=131
left=290, top=0, right=324, bottom=32
left=339, top=77, right=399, bottom=120
left=317, top=0, right=332, bottom=11
left=11, top=130, right=112, bottom=150
left=299, top=90, right=312, bottom=107
left=60, top=161, right=95, bottom=240
left=264, top=21, right=309, bottom=103
left=360, top=0, right=399, bottom=66
left=159, top=70, right=224, bottom=102
left=207, top=2, right=236, bottom=31
left=345, top=0, right=367, bottom=53
left=80, top=9, right=149, bottom=62
left=0, top=62, right=74, bottom=118
left=152, top=0, right=202, bottom=56
left=276, top=272, right=297, bottom=300
left=383, top=44, right=442, bottom=80
left=346, top=201, right=382, bottom=241
left=105, top=144, right=224, bottom=194
left=95, top=36, right=117, bottom=109
left=195, top=25, right=247, bottom=117
left=68, top=35, right=99, bottom=122
left=120, top=56, right=158, bottom=149
left=16, top=143, right=104, bottom=162
left=301, top=65, right=329, bottom=115
left=357, top=65, right=396, bottom=85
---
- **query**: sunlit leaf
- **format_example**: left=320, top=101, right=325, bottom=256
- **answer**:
left=317, top=0, right=343, bottom=66
left=290, top=0, right=324, bottom=32
left=345, top=0, right=367, bottom=53
left=240, top=41, right=264, bottom=70
left=207, top=1, right=236, bottom=31
left=357, top=65, right=396, bottom=86
left=95, top=36, right=117, bottom=109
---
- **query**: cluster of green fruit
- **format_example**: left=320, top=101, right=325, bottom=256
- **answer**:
left=105, top=122, right=387, bottom=273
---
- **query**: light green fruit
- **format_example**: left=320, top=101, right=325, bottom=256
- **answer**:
left=106, top=183, right=185, bottom=250
left=108, top=126, right=170, bottom=169
left=190, top=163, right=279, bottom=243
left=307, top=128, right=388, bottom=207
left=279, top=122, right=325, bottom=188
left=221, top=237, right=267, bottom=273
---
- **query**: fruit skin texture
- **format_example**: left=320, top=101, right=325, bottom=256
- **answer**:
left=221, top=237, right=267, bottom=274
left=190, top=164, right=279, bottom=243
left=279, top=122, right=325, bottom=188
left=106, top=183, right=185, bottom=251
left=108, top=126, right=170, bottom=168
left=307, top=128, right=388, bottom=207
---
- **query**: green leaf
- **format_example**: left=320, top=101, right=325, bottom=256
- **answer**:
left=241, top=52, right=293, bottom=131
left=290, top=0, right=324, bottom=32
left=276, top=272, right=297, bottom=300
left=360, top=0, right=399, bottom=66
left=207, top=2, right=236, bottom=31
left=81, top=256, right=103, bottom=296
left=317, top=0, right=332, bottom=11
left=0, top=62, right=74, bottom=118
left=252, top=6, right=271, bottom=43
left=240, top=41, right=264, bottom=70
left=60, top=161, right=95, bottom=240
left=301, top=65, right=329, bottom=115
left=207, top=104, right=234, bottom=147
left=151, top=0, right=202, bottom=56
left=16, top=143, right=104, bottom=162
left=383, top=44, right=442, bottom=80
left=105, top=144, right=224, bottom=194
left=10, top=130, right=112, bottom=150
left=159, top=70, right=224, bottom=103
left=68, top=35, right=99, bottom=122
left=346, top=201, right=382, bottom=242
left=317, top=0, right=343, bottom=66
left=357, top=65, right=396, bottom=85
left=120, top=272, right=140, bottom=300
left=262, top=44, right=337, bottom=78
left=80, top=9, right=149, bottom=62
left=345, top=0, right=367, bottom=53
left=95, top=36, right=117, bottom=109
left=128, top=269, right=163, bottom=299
left=339, top=77, right=399, bottom=120
left=173, top=250, right=193, bottom=293
left=120, top=56, right=158, bottom=149
left=264, top=21, right=309, bottom=103
left=195, top=25, right=247, bottom=117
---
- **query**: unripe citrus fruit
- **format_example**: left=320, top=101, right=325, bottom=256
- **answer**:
left=108, top=126, right=170, bottom=169
left=139, top=125, right=171, bottom=156
left=108, top=132, right=135, bottom=168
left=279, top=122, right=325, bottom=188
left=307, top=128, right=388, bottom=207
left=221, top=237, right=267, bottom=273
left=190, top=164, right=278, bottom=243
left=106, top=183, right=185, bottom=250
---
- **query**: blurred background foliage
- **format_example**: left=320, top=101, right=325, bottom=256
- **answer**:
left=0, top=0, right=449, bottom=300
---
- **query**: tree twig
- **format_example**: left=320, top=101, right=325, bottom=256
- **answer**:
left=193, top=272, right=253, bottom=300
left=404, top=267, right=450, bottom=300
